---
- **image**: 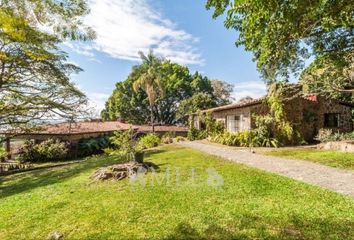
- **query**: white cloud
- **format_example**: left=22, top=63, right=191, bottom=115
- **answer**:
left=68, top=0, right=202, bottom=65
left=232, top=81, right=267, bottom=101
left=87, top=92, right=110, bottom=114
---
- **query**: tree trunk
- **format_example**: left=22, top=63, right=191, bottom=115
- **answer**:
left=150, top=105, right=155, bottom=133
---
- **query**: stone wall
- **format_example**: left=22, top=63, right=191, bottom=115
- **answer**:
left=199, top=96, right=353, bottom=143
left=249, top=97, right=353, bottom=142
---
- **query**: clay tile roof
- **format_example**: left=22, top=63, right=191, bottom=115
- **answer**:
left=6, top=121, right=189, bottom=136
left=33, top=121, right=135, bottom=135
left=199, top=97, right=265, bottom=113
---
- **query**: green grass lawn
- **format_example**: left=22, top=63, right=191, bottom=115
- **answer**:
left=263, top=148, right=354, bottom=170
left=0, top=145, right=353, bottom=239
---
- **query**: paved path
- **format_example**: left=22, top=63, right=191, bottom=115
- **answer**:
left=179, top=141, right=354, bottom=198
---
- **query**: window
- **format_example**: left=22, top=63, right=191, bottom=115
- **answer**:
left=227, top=115, right=242, bottom=132
left=193, top=118, right=199, bottom=129
left=324, top=113, right=339, bottom=128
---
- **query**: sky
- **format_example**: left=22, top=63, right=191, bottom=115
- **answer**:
left=63, top=0, right=267, bottom=114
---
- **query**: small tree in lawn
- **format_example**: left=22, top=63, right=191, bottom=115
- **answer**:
left=133, top=50, right=165, bottom=132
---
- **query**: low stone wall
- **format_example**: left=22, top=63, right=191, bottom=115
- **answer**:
left=0, top=162, right=33, bottom=175
left=319, top=141, right=354, bottom=152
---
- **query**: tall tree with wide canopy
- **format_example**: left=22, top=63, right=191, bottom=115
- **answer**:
left=210, top=79, right=234, bottom=105
left=0, top=0, right=94, bottom=132
left=132, top=51, right=165, bottom=132
left=101, top=61, right=224, bottom=125
left=0, top=0, right=95, bottom=40
left=0, top=9, right=87, bottom=130
left=206, top=0, right=354, bottom=94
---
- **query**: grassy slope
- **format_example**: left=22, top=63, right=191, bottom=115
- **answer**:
left=0, top=145, right=353, bottom=239
left=264, top=149, right=354, bottom=170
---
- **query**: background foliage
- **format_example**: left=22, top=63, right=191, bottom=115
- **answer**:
left=206, top=0, right=354, bottom=97
left=101, top=60, right=233, bottom=125
left=0, top=1, right=94, bottom=130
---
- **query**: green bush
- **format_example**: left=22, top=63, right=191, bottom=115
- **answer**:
left=0, top=147, right=6, bottom=158
left=251, top=115, right=280, bottom=147
left=78, top=135, right=111, bottom=157
left=110, top=128, right=143, bottom=154
left=316, top=129, right=354, bottom=143
left=210, top=131, right=253, bottom=147
left=175, top=136, right=185, bottom=142
left=204, top=113, right=225, bottom=134
left=161, top=132, right=174, bottom=144
left=17, top=139, right=69, bottom=163
left=139, top=134, right=161, bottom=149
left=187, top=128, right=208, bottom=141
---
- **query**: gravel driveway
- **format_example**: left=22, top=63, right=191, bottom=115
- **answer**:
left=179, top=141, right=354, bottom=198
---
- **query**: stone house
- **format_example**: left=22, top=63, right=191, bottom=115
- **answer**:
left=191, top=96, right=353, bottom=142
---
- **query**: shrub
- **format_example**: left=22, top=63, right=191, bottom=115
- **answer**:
left=251, top=115, right=280, bottom=147
left=187, top=128, right=208, bottom=141
left=210, top=131, right=252, bottom=147
left=110, top=128, right=143, bottom=154
left=161, top=132, right=174, bottom=144
left=204, top=113, right=225, bottom=134
left=78, top=135, right=111, bottom=157
left=139, top=134, right=161, bottom=149
left=0, top=147, right=6, bottom=159
left=17, top=139, right=69, bottom=163
left=316, top=129, right=354, bottom=143
left=175, top=136, right=185, bottom=142
left=110, top=129, right=146, bottom=162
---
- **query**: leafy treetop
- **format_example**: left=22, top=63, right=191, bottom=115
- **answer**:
left=206, top=0, right=354, bottom=93
left=0, top=0, right=95, bottom=40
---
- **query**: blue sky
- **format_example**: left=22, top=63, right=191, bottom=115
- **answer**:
left=63, top=0, right=266, bottom=114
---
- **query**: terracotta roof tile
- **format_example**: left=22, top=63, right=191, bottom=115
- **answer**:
left=35, top=121, right=135, bottom=135
left=9, top=121, right=188, bottom=136
left=199, top=98, right=265, bottom=113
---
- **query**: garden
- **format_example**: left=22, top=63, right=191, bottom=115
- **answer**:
left=0, top=144, right=353, bottom=239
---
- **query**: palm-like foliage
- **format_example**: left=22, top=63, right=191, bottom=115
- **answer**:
left=132, top=50, right=165, bottom=132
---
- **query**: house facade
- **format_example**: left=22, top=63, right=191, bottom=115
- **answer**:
left=192, top=96, right=353, bottom=142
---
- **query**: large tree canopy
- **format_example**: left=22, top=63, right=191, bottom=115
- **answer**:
left=206, top=0, right=354, bottom=93
left=210, top=79, right=234, bottom=105
left=101, top=61, right=233, bottom=125
left=0, top=0, right=94, bottom=40
left=0, top=8, right=88, bottom=130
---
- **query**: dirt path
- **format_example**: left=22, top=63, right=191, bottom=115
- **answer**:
left=179, top=141, right=354, bottom=198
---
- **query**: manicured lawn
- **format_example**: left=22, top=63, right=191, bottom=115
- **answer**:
left=263, top=148, right=354, bottom=170
left=0, top=145, right=353, bottom=239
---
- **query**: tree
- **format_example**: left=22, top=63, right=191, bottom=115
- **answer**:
left=0, top=0, right=95, bottom=132
left=132, top=51, right=165, bottom=132
left=0, top=9, right=87, bottom=129
left=238, top=96, right=254, bottom=104
left=176, top=93, right=217, bottom=121
left=101, top=62, right=218, bottom=125
left=210, top=79, right=234, bottom=105
left=206, top=0, right=354, bottom=92
left=0, top=0, right=95, bottom=40
left=300, top=53, right=354, bottom=101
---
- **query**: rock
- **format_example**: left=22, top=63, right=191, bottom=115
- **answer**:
left=90, top=162, right=157, bottom=181
left=47, top=231, right=64, bottom=240
left=319, top=141, right=354, bottom=152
